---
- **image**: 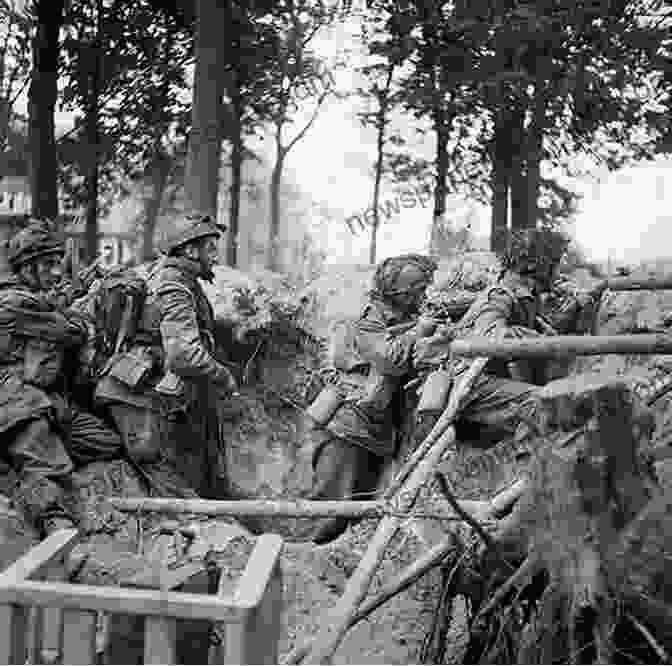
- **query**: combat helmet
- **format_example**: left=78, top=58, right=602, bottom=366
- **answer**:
left=7, top=219, right=65, bottom=270
left=158, top=213, right=226, bottom=255
left=373, top=253, right=438, bottom=298
left=500, top=228, right=569, bottom=278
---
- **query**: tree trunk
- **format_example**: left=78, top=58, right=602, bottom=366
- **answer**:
left=184, top=0, right=227, bottom=218
left=489, top=110, right=510, bottom=253
left=508, top=104, right=527, bottom=231
left=525, top=63, right=547, bottom=229
left=84, top=0, right=103, bottom=264
left=28, top=0, right=65, bottom=220
left=267, top=144, right=284, bottom=271
left=227, top=101, right=243, bottom=268
left=369, top=63, right=394, bottom=266
left=429, top=112, right=450, bottom=257
left=141, top=151, right=171, bottom=261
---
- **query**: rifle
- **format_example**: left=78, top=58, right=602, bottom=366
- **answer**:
left=426, top=275, right=672, bottom=323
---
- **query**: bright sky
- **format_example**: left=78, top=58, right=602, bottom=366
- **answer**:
left=273, top=15, right=672, bottom=267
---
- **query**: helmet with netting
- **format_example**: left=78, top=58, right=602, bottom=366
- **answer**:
left=7, top=219, right=65, bottom=269
left=158, top=213, right=226, bottom=255
left=372, top=254, right=438, bottom=298
left=500, top=228, right=569, bottom=277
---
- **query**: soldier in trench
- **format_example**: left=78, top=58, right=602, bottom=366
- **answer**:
left=304, top=253, right=440, bottom=544
left=0, top=220, right=122, bottom=537
left=94, top=214, right=239, bottom=498
left=411, top=228, right=573, bottom=452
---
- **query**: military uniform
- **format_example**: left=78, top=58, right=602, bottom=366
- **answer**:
left=0, top=222, right=122, bottom=535
left=96, top=217, right=235, bottom=498
left=416, top=272, right=539, bottom=439
left=306, top=254, right=437, bottom=543
left=414, top=229, right=571, bottom=441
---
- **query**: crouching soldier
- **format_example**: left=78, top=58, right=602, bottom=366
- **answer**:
left=95, top=214, right=238, bottom=498
left=304, top=254, right=438, bottom=544
left=0, top=220, right=122, bottom=537
left=412, top=228, right=570, bottom=448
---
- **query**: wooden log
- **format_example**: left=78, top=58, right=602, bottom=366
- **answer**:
left=604, top=275, right=672, bottom=292
left=449, top=333, right=672, bottom=360
left=110, top=498, right=385, bottom=518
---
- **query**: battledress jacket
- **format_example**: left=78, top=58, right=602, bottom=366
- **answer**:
left=444, top=271, right=541, bottom=383
left=95, top=256, right=231, bottom=414
left=322, top=297, right=421, bottom=458
left=0, top=274, right=87, bottom=435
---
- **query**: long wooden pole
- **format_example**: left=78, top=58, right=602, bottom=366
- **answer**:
left=108, top=497, right=484, bottom=521
left=448, top=333, right=672, bottom=360
left=109, top=498, right=385, bottom=519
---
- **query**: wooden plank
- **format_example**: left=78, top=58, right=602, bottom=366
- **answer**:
left=249, top=562, right=282, bottom=664
left=0, top=529, right=79, bottom=585
left=0, top=603, right=29, bottom=664
left=144, top=616, right=177, bottom=664
left=62, top=609, right=97, bottom=664
left=39, top=606, right=62, bottom=665
left=0, top=580, right=247, bottom=621
left=233, top=534, right=284, bottom=608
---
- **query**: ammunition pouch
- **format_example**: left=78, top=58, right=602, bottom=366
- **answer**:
left=101, top=348, right=155, bottom=390
left=417, top=369, right=453, bottom=413
left=22, top=339, right=65, bottom=388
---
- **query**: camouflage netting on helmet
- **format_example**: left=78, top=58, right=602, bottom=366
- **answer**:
left=6, top=218, right=65, bottom=268
left=370, top=253, right=438, bottom=298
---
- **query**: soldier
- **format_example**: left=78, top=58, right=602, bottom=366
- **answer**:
left=304, top=254, right=438, bottom=544
left=95, top=214, right=238, bottom=497
left=0, top=220, right=122, bottom=536
left=412, top=228, right=570, bottom=442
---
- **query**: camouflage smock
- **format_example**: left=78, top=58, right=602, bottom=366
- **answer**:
left=322, top=297, right=422, bottom=457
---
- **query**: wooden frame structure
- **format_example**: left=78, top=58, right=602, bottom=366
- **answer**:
left=0, top=529, right=283, bottom=665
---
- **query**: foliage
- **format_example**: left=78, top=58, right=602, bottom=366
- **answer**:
left=357, top=0, right=671, bottom=238
left=0, top=0, right=31, bottom=177
left=57, top=0, right=192, bottom=215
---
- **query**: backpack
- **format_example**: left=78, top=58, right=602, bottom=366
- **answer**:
left=93, top=267, right=148, bottom=359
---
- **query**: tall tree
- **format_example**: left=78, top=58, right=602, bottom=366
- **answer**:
left=0, top=0, right=30, bottom=161
left=359, top=61, right=395, bottom=264
left=28, top=0, right=65, bottom=219
left=261, top=0, right=337, bottom=271
left=184, top=0, right=227, bottom=219
left=221, top=1, right=278, bottom=267
left=59, top=0, right=192, bottom=261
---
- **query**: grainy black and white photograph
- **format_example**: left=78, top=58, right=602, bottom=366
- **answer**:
left=0, top=0, right=670, bottom=663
